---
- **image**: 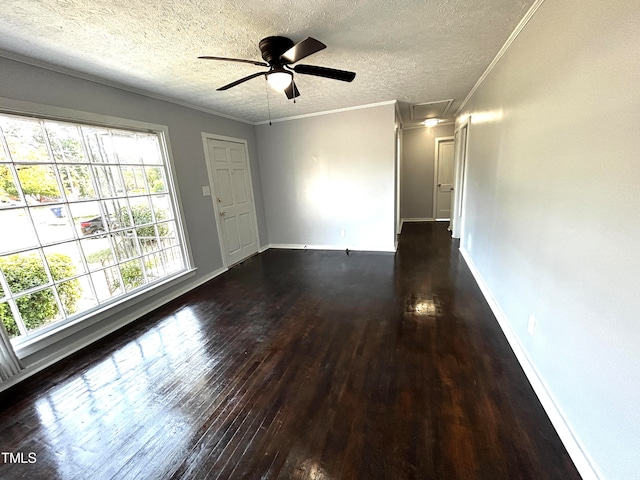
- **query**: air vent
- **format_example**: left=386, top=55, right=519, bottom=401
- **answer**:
left=410, top=99, right=454, bottom=121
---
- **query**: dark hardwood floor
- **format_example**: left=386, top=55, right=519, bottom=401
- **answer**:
left=0, top=222, right=581, bottom=479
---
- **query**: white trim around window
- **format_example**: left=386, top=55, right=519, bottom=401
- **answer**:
left=0, top=97, right=195, bottom=357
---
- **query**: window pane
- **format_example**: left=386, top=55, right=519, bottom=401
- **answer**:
left=158, top=221, right=179, bottom=248
left=0, top=302, right=20, bottom=338
left=105, top=200, right=131, bottom=230
left=64, top=274, right=97, bottom=316
left=82, top=127, right=117, bottom=163
left=112, top=232, right=139, bottom=262
left=150, top=194, right=173, bottom=221
left=17, top=288, right=62, bottom=332
left=0, top=209, right=39, bottom=254
left=0, top=116, right=49, bottom=163
left=120, top=259, right=146, bottom=292
left=16, top=165, right=63, bottom=205
left=31, top=205, right=76, bottom=245
left=44, top=243, right=86, bottom=280
left=143, top=252, right=166, bottom=281
left=112, top=132, right=141, bottom=164
left=122, top=166, right=148, bottom=195
left=44, top=122, right=87, bottom=163
left=129, top=197, right=153, bottom=226
left=163, top=247, right=184, bottom=275
left=138, top=134, right=162, bottom=165
left=59, top=165, right=97, bottom=201
left=56, top=275, right=96, bottom=317
left=93, top=165, right=125, bottom=198
left=0, top=251, right=49, bottom=294
left=137, top=225, right=159, bottom=253
left=69, top=201, right=104, bottom=238
left=145, top=166, right=166, bottom=193
left=91, top=267, right=123, bottom=303
left=82, top=238, right=116, bottom=271
left=0, top=164, right=21, bottom=206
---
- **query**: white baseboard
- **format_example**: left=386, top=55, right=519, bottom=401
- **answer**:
left=401, top=217, right=435, bottom=223
left=459, top=247, right=600, bottom=480
left=0, top=266, right=228, bottom=394
left=266, top=243, right=396, bottom=253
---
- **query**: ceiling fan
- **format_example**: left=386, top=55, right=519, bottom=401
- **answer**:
left=198, top=36, right=356, bottom=99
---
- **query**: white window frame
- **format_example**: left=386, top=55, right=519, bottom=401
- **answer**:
left=0, top=97, right=195, bottom=357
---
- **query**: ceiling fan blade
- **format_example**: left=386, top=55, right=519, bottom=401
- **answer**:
left=217, top=71, right=265, bottom=91
left=293, top=64, right=356, bottom=82
left=198, top=56, right=268, bottom=67
left=284, top=81, right=300, bottom=100
left=280, top=37, right=326, bottom=64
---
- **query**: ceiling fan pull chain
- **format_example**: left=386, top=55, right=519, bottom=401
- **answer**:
left=265, top=79, right=273, bottom=126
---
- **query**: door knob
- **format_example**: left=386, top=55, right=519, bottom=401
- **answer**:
left=219, top=211, right=226, bottom=216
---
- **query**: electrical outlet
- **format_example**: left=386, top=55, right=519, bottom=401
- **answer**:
left=528, top=315, right=536, bottom=336
left=202, top=185, right=211, bottom=196
left=340, top=229, right=346, bottom=238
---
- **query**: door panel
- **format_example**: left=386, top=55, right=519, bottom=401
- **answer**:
left=435, top=139, right=455, bottom=220
left=216, top=169, right=234, bottom=207
left=224, top=216, right=241, bottom=253
left=206, top=138, right=259, bottom=266
left=230, top=148, right=243, bottom=163
left=232, top=169, right=249, bottom=204
left=239, top=212, right=253, bottom=247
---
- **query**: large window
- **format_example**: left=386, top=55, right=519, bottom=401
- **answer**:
left=0, top=112, right=188, bottom=343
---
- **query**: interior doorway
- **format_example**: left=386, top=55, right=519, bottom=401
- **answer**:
left=433, top=136, right=455, bottom=221
left=203, top=134, right=259, bottom=267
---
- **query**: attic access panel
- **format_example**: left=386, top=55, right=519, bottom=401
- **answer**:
left=410, top=100, right=454, bottom=121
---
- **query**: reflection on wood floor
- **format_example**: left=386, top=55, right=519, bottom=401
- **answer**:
left=0, top=222, right=581, bottom=479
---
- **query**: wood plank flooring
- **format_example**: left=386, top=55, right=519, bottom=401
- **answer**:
left=0, top=222, right=581, bottom=479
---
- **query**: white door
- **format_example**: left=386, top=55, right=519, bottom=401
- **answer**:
left=434, top=137, right=455, bottom=220
left=205, top=138, right=259, bottom=266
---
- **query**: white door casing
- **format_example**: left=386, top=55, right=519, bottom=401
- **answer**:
left=451, top=120, right=469, bottom=239
left=433, top=136, right=455, bottom=220
left=203, top=135, right=259, bottom=267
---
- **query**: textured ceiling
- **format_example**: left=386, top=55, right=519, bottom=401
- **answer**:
left=0, top=0, right=535, bottom=125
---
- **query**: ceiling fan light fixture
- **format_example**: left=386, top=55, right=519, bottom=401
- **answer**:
left=267, top=70, right=293, bottom=91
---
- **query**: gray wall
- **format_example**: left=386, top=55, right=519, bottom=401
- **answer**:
left=457, top=0, right=640, bottom=478
left=0, top=56, right=267, bottom=366
left=256, top=104, right=397, bottom=251
left=400, top=124, right=454, bottom=221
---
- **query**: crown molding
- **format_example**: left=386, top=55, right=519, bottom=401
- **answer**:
left=455, top=0, right=546, bottom=116
left=253, top=100, right=398, bottom=125
left=0, top=50, right=252, bottom=124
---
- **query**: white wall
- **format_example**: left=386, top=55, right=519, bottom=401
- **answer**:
left=256, top=104, right=397, bottom=251
left=401, top=124, right=454, bottom=221
left=0, top=56, right=267, bottom=370
left=457, top=1, right=640, bottom=478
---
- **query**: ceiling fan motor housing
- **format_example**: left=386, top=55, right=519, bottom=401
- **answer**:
left=259, top=36, right=294, bottom=64
left=201, top=36, right=354, bottom=96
